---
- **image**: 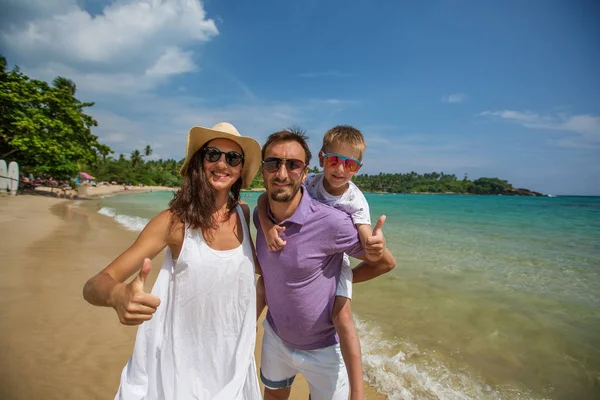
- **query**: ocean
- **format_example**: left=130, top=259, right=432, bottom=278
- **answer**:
left=90, top=191, right=600, bottom=399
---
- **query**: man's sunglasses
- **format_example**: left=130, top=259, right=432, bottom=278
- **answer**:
left=202, top=147, right=244, bottom=167
left=322, top=152, right=362, bottom=173
left=262, top=157, right=306, bottom=174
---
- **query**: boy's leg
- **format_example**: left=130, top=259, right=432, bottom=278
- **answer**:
left=257, top=275, right=267, bottom=319
left=332, top=257, right=365, bottom=399
left=332, top=297, right=364, bottom=399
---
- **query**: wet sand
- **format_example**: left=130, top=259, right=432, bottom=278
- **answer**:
left=0, top=194, right=384, bottom=399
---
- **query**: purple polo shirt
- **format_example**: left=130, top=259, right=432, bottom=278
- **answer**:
left=254, top=187, right=364, bottom=350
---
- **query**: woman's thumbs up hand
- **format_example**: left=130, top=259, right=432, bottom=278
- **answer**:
left=111, top=258, right=161, bottom=325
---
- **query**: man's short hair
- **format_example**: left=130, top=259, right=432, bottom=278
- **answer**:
left=320, top=125, right=366, bottom=161
left=262, top=128, right=312, bottom=166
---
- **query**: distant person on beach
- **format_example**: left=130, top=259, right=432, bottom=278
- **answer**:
left=83, top=122, right=263, bottom=399
left=256, top=125, right=388, bottom=399
left=254, top=129, right=396, bottom=400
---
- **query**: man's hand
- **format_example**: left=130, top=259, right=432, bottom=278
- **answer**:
left=365, top=215, right=386, bottom=261
left=110, top=258, right=161, bottom=325
left=266, top=225, right=286, bottom=252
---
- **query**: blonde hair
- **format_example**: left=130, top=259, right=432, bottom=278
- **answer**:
left=320, top=125, right=366, bottom=160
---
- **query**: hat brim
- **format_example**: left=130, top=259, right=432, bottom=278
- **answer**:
left=180, top=126, right=262, bottom=189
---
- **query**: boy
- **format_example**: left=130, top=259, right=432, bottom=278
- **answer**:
left=256, top=125, right=386, bottom=399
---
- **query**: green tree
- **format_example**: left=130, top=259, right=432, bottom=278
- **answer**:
left=144, top=145, right=153, bottom=158
left=0, top=55, right=106, bottom=178
left=97, top=144, right=114, bottom=163
left=130, top=149, right=143, bottom=168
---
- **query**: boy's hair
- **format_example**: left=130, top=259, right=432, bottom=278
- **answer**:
left=262, top=128, right=312, bottom=166
left=320, top=125, right=366, bottom=160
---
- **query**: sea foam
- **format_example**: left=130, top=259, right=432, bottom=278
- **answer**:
left=97, top=207, right=149, bottom=232
left=355, top=318, right=514, bottom=400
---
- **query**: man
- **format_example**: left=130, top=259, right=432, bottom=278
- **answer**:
left=254, top=129, right=396, bottom=400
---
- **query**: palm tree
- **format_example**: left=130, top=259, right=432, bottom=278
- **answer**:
left=144, top=145, right=153, bottom=158
left=53, top=77, right=77, bottom=96
left=97, top=144, right=113, bottom=164
left=131, top=149, right=143, bottom=168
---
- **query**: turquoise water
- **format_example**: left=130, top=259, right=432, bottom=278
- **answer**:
left=93, top=192, right=600, bottom=399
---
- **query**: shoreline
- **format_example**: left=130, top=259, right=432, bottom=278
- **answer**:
left=76, top=184, right=177, bottom=199
left=0, top=194, right=385, bottom=399
left=27, top=184, right=554, bottom=199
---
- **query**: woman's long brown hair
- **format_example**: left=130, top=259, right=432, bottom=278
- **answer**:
left=168, top=145, right=243, bottom=234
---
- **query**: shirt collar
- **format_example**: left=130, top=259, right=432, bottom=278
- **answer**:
left=267, top=185, right=311, bottom=227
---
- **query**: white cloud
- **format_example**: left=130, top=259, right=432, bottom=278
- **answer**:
left=559, top=114, right=600, bottom=135
left=2, top=0, right=217, bottom=64
left=26, top=62, right=163, bottom=94
left=0, top=0, right=218, bottom=92
left=88, top=110, right=148, bottom=145
left=441, top=93, right=466, bottom=103
left=480, top=110, right=600, bottom=147
left=146, top=47, right=197, bottom=77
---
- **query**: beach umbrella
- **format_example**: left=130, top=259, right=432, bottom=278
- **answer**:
left=80, top=172, right=95, bottom=180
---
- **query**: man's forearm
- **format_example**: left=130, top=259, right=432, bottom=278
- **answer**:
left=352, top=249, right=396, bottom=283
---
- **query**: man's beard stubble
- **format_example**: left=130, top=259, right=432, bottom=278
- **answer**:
left=269, top=178, right=302, bottom=203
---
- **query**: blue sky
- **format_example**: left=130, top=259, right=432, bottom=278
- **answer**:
left=1, top=0, right=599, bottom=195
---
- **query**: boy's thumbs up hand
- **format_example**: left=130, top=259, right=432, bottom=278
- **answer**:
left=112, top=258, right=161, bottom=326
left=373, top=215, right=386, bottom=236
left=365, top=215, right=387, bottom=261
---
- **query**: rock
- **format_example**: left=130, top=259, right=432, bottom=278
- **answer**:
left=503, top=187, right=544, bottom=196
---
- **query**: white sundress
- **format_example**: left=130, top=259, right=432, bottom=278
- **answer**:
left=116, top=205, right=261, bottom=400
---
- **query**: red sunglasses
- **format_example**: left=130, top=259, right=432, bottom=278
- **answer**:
left=322, top=152, right=362, bottom=173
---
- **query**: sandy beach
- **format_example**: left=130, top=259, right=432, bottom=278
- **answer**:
left=29, top=183, right=178, bottom=199
left=0, top=194, right=384, bottom=399
left=76, top=184, right=178, bottom=198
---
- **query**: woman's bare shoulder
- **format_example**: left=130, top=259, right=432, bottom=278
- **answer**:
left=149, top=209, right=175, bottom=227
left=150, top=210, right=182, bottom=237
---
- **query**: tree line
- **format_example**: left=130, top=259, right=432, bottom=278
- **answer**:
left=352, top=172, right=515, bottom=194
left=1, top=54, right=529, bottom=195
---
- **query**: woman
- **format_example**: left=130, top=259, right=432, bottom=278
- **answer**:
left=83, top=122, right=263, bottom=399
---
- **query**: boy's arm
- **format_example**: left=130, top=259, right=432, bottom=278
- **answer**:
left=356, top=220, right=383, bottom=262
left=358, top=215, right=387, bottom=261
left=356, top=224, right=373, bottom=250
left=351, top=248, right=396, bottom=283
left=337, top=213, right=395, bottom=283
left=257, top=192, right=287, bottom=251
left=352, top=216, right=395, bottom=282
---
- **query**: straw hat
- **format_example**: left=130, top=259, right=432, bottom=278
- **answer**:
left=180, top=122, right=261, bottom=189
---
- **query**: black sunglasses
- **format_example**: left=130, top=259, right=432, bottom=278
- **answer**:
left=262, top=157, right=306, bottom=175
left=202, top=147, right=244, bottom=167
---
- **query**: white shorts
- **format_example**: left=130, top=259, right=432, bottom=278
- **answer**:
left=260, top=320, right=349, bottom=400
left=335, top=253, right=353, bottom=300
